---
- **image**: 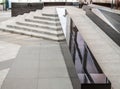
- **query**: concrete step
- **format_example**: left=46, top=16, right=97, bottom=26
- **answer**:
left=1, top=13, right=31, bottom=24
left=42, top=7, right=58, bottom=17
left=0, top=24, right=65, bottom=41
left=6, top=23, right=64, bottom=36
left=15, top=21, right=62, bottom=31
left=26, top=10, right=43, bottom=18
left=33, top=16, right=59, bottom=21
left=0, top=9, right=65, bottom=41
left=5, top=11, right=41, bottom=23
left=1, top=10, right=42, bottom=24
left=25, top=18, right=60, bottom=26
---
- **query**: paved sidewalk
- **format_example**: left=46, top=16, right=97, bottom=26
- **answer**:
left=1, top=41, right=73, bottom=89
left=0, top=10, right=11, bottom=22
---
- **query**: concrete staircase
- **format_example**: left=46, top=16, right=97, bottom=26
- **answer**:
left=0, top=9, right=65, bottom=41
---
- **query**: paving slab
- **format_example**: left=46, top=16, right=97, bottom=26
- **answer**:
left=38, top=78, right=73, bottom=89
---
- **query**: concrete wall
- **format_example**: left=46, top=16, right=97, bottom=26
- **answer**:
left=79, top=0, right=115, bottom=3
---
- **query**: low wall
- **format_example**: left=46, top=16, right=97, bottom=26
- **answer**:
left=11, top=3, right=44, bottom=16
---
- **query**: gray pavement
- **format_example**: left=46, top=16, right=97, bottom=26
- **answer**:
left=1, top=42, right=73, bottom=89
left=0, top=24, right=73, bottom=89
left=0, top=10, right=11, bottom=22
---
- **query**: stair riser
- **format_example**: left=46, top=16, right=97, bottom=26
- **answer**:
left=42, top=13, right=58, bottom=17
left=0, top=28, right=65, bottom=41
left=34, top=16, right=59, bottom=21
left=0, top=28, right=32, bottom=36
left=16, top=22, right=62, bottom=31
left=25, top=19, right=61, bottom=26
